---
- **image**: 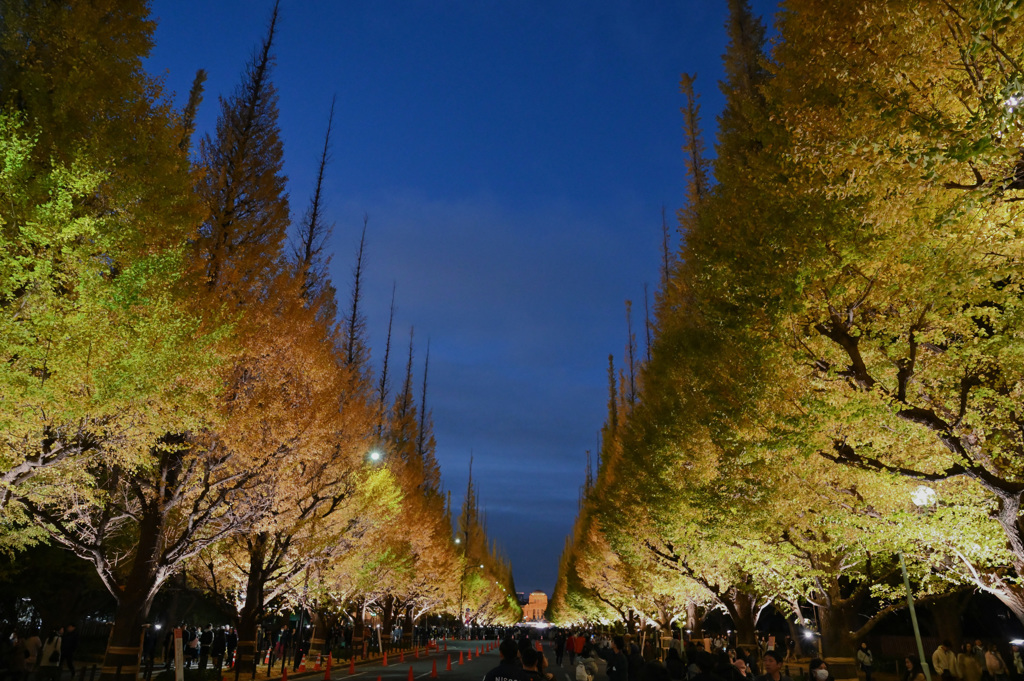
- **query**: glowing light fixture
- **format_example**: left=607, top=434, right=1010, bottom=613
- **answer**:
left=911, top=485, right=937, bottom=507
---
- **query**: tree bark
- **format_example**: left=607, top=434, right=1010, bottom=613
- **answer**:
left=98, top=510, right=163, bottom=681
left=928, top=591, right=971, bottom=645
left=402, top=606, right=414, bottom=649
left=381, top=596, right=396, bottom=653
left=351, top=601, right=366, bottom=658
left=308, top=611, right=328, bottom=663
left=721, top=589, right=757, bottom=645
left=234, top=536, right=267, bottom=679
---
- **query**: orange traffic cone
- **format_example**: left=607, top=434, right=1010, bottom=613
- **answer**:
left=446, top=655, right=452, bottom=671
left=300, top=654, right=308, bottom=672
left=444, top=642, right=448, bottom=652
left=415, top=648, right=420, bottom=659
left=468, top=649, right=473, bottom=661
left=315, top=655, right=322, bottom=672
left=400, top=651, right=405, bottom=664
left=431, top=660, right=438, bottom=679
left=349, top=657, right=356, bottom=675
left=383, top=652, right=388, bottom=667
left=324, top=656, right=331, bottom=681
left=264, top=650, right=272, bottom=665
left=232, top=650, right=238, bottom=668
left=407, top=667, right=414, bottom=681
left=282, top=667, right=289, bottom=681
left=458, top=651, right=464, bottom=666
left=477, top=646, right=481, bottom=656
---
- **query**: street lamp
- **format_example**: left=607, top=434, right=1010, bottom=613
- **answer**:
left=901, top=486, right=935, bottom=681
left=369, top=450, right=382, bottom=463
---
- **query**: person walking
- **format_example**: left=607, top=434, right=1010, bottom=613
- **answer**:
left=9, top=631, right=28, bottom=681
left=599, top=636, right=630, bottom=681
left=906, top=657, right=927, bottom=681
left=61, top=624, right=78, bottom=678
left=483, top=639, right=526, bottom=681
left=198, top=625, right=213, bottom=671
left=212, top=626, right=226, bottom=671
left=666, top=648, right=685, bottom=681
left=226, top=628, right=238, bottom=668
left=555, top=632, right=566, bottom=667
left=986, top=645, right=1010, bottom=681
left=857, top=642, right=875, bottom=681
left=960, top=643, right=983, bottom=681
left=935, top=642, right=960, bottom=681
left=38, top=629, right=62, bottom=681
left=24, top=630, right=41, bottom=677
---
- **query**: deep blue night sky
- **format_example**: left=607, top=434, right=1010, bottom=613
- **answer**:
left=146, top=0, right=778, bottom=596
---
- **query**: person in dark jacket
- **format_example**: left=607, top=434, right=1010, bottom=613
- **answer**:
left=61, top=624, right=79, bottom=676
left=756, top=651, right=792, bottom=681
left=555, top=633, right=567, bottom=667
left=198, top=625, right=213, bottom=671
left=484, top=638, right=526, bottom=681
left=628, top=644, right=645, bottom=681
left=212, top=627, right=226, bottom=670
left=599, top=636, right=629, bottom=681
left=226, top=628, right=238, bottom=668
left=666, top=647, right=686, bottom=681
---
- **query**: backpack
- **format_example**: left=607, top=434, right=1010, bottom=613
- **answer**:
left=576, top=662, right=589, bottom=681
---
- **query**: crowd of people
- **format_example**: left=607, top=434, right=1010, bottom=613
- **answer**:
left=905, top=640, right=1024, bottom=681
left=1, top=625, right=78, bottom=681
left=485, top=630, right=1024, bottom=681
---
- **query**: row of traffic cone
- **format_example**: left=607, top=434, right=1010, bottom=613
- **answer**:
left=276, top=643, right=495, bottom=681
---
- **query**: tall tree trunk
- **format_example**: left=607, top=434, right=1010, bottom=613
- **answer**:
left=928, top=591, right=971, bottom=646
left=402, top=606, right=413, bottom=649
left=351, top=601, right=366, bottom=658
left=381, top=596, right=396, bottom=653
left=308, top=611, right=328, bottom=663
left=817, top=602, right=855, bottom=659
left=99, top=511, right=163, bottom=681
left=687, top=601, right=703, bottom=641
left=722, top=589, right=757, bottom=645
left=234, top=536, right=268, bottom=679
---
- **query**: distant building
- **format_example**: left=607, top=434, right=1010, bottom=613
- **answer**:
left=521, top=591, right=548, bottom=622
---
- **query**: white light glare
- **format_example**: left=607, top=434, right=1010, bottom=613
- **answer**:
left=911, top=485, right=937, bottom=507
left=804, top=631, right=816, bottom=640
left=369, top=451, right=382, bottom=462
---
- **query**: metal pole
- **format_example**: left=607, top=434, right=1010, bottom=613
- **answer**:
left=899, top=553, right=932, bottom=681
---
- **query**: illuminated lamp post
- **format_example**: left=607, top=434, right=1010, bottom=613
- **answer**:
left=902, top=485, right=936, bottom=681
